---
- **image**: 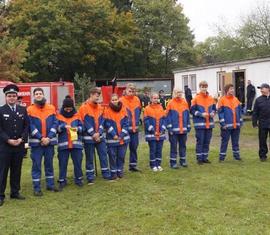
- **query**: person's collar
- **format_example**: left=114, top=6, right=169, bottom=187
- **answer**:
left=34, top=103, right=46, bottom=108
left=7, top=104, right=16, bottom=108
left=7, top=104, right=16, bottom=110
left=199, top=91, right=208, bottom=96
left=87, top=100, right=98, bottom=107
left=225, top=94, right=234, bottom=98
left=262, top=93, right=270, bottom=97
left=125, top=95, right=135, bottom=100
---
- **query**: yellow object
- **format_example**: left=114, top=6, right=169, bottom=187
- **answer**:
left=69, top=127, right=78, bottom=141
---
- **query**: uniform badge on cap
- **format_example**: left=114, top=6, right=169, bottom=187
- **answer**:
left=3, top=84, right=19, bottom=95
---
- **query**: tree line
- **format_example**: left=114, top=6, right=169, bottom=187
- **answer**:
left=0, top=0, right=269, bottom=82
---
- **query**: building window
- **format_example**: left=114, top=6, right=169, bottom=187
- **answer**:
left=182, top=75, right=188, bottom=88
left=182, top=74, right=197, bottom=92
left=189, top=74, right=197, bottom=92
left=217, top=72, right=224, bottom=93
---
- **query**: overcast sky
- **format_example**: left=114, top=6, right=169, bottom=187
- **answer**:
left=178, top=0, right=269, bottom=42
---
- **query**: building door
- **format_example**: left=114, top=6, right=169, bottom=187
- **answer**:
left=217, top=72, right=233, bottom=95
left=233, top=70, right=245, bottom=106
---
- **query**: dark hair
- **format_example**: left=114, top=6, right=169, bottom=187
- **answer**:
left=62, top=97, right=74, bottom=108
left=89, top=87, right=101, bottom=96
left=33, top=87, right=44, bottom=95
left=65, top=95, right=71, bottom=99
left=224, top=84, right=234, bottom=94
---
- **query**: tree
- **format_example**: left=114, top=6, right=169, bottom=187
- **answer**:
left=195, top=35, right=248, bottom=64
left=238, top=2, right=270, bottom=56
left=74, top=73, right=94, bottom=103
left=195, top=2, right=270, bottom=64
left=131, top=0, right=195, bottom=76
left=0, top=3, right=32, bottom=81
left=110, top=0, right=133, bottom=12
left=6, top=0, right=138, bottom=81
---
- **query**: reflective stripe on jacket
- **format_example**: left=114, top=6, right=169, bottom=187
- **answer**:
left=103, top=105, right=130, bottom=146
left=78, top=101, right=105, bottom=144
left=144, top=103, right=166, bottom=141
left=57, top=112, right=83, bottom=150
left=190, top=92, right=216, bottom=129
left=166, top=98, right=191, bottom=134
left=120, top=96, right=141, bottom=133
left=27, top=104, right=58, bottom=146
left=218, top=95, right=243, bottom=129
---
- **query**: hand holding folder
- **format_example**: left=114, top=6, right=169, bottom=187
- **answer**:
left=69, top=127, right=78, bottom=141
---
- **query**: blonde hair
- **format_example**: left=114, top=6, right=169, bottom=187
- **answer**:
left=150, top=92, right=159, bottom=99
left=126, top=83, right=136, bottom=90
left=199, top=81, right=208, bottom=87
left=173, top=88, right=183, bottom=98
left=111, top=93, right=119, bottom=99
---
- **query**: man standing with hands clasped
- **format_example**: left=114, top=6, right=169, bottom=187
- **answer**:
left=79, top=87, right=111, bottom=184
left=27, top=88, right=59, bottom=196
left=120, top=83, right=142, bottom=172
left=190, top=81, right=216, bottom=165
left=0, top=84, right=29, bottom=206
left=252, top=83, right=270, bottom=162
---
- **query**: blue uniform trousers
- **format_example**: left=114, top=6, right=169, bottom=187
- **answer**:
left=84, top=141, right=110, bottom=181
left=129, top=132, right=139, bottom=169
left=219, top=128, right=241, bottom=160
left=148, top=140, right=164, bottom=169
left=31, top=146, right=55, bottom=192
left=107, top=144, right=128, bottom=177
left=169, top=134, right=187, bottom=167
left=58, top=148, right=83, bottom=185
left=195, top=129, right=213, bottom=161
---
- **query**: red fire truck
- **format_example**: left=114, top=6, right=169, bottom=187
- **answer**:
left=0, top=81, right=74, bottom=110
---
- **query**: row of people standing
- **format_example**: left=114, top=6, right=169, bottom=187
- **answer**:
left=0, top=84, right=133, bottom=205
left=28, top=85, right=140, bottom=195
left=0, top=81, right=246, bottom=206
left=148, top=81, right=242, bottom=172
left=158, top=81, right=270, bottom=166
left=127, top=81, right=240, bottom=174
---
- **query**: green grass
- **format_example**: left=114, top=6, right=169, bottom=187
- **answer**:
left=1, top=121, right=270, bottom=235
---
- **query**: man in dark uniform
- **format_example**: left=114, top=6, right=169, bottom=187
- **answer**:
left=159, top=90, right=166, bottom=110
left=252, top=83, right=270, bottom=162
left=246, top=80, right=256, bottom=115
left=237, top=81, right=245, bottom=110
left=139, top=89, right=150, bottom=108
left=0, top=84, right=29, bottom=206
left=184, top=85, right=192, bottom=108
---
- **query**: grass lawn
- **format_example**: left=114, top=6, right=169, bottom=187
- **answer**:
left=1, top=121, right=270, bottom=235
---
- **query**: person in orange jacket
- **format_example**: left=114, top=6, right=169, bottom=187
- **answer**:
left=79, top=88, right=111, bottom=184
left=27, top=88, right=59, bottom=196
left=166, top=89, right=191, bottom=169
left=120, top=83, right=141, bottom=172
left=218, top=84, right=243, bottom=162
left=104, top=94, right=130, bottom=179
left=144, top=92, right=166, bottom=171
left=190, top=81, right=216, bottom=165
left=57, top=97, right=84, bottom=189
